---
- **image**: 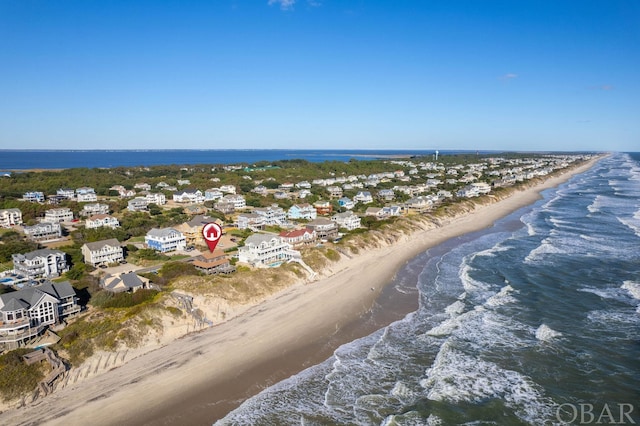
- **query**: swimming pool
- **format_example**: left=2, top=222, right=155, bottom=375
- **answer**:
left=0, top=277, right=15, bottom=285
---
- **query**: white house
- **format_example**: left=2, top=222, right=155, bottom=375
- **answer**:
left=219, top=185, right=236, bottom=194
left=279, top=228, right=317, bottom=248
left=23, top=191, right=45, bottom=203
left=127, top=197, right=149, bottom=212
left=0, top=281, right=80, bottom=348
left=81, top=239, right=124, bottom=266
left=238, top=234, right=297, bottom=267
left=354, top=191, right=373, bottom=204
left=145, top=228, right=186, bottom=253
left=254, top=205, right=287, bottom=226
left=338, top=197, right=355, bottom=210
left=222, top=194, right=246, bottom=210
left=56, top=188, right=75, bottom=200
left=44, top=208, right=74, bottom=223
left=80, top=203, right=110, bottom=217
left=0, top=208, right=22, bottom=228
left=85, top=214, right=120, bottom=229
left=173, top=189, right=205, bottom=204
left=331, top=211, right=361, bottom=231
left=76, top=187, right=97, bottom=202
left=237, top=213, right=265, bottom=230
left=146, top=193, right=166, bottom=205
left=205, top=188, right=224, bottom=201
left=23, top=222, right=62, bottom=242
left=12, top=249, right=69, bottom=280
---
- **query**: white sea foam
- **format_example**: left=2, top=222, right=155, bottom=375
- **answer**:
left=622, top=281, right=640, bottom=301
left=535, top=324, right=562, bottom=341
left=524, top=238, right=564, bottom=263
left=421, top=344, right=554, bottom=423
left=458, top=261, right=490, bottom=292
left=617, top=208, right=640, bottom=237
left=444, top=300, right=466, bottom=315
left=475, top=244, right=513, bottom=257
left=587, top=194, right=605, bottom=213
left=485, top=285, right=517, bottom=307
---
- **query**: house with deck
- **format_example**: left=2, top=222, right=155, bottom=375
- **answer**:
left=23, top=191, right=45, bottom=203
left=44, top=208, right=74, bottom=223
left=192, top=250, right=235, bottom=275
left=81, top=239, right=124, bottom=266
left=23, top=222, right=62, bottom=242
left=127, top=197, right=149, bottom=212
left=0, top=208, right=22, bottom=228
left=279, top=228, right=317, bottom=248
left=145, top=228, right=186, bottom=253
left=306, top=217, right=339, bottom=241
left=85, top=214, right=120, bottom=229
left=237, top=234, right=298, bottom=267
left=80, top=203, right=110, bottom=217
left=332, top=211, right=361, bottom=231
left=287, top=203, right=317, bottom=220
left=173, top=189, right=205, bottom=204
left=0, top=281, right=80, bottom=349
left=76, top=187, right=98, bottom=202
left=12, top=249, right=69, bottom=280
left=100, top=272, right=150, bottom=293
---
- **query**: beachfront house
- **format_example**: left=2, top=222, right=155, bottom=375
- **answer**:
left=331, top=211, right=361, bottom=231
left=80, top=203, right=110, bottom=217
left=192, top=250, right=235, bottom=275
left=313, top=200, right=333, bottom=215
left=404, top=196, right=435, bottom=213
left=23, top=222, right=62, bottom=242
left=306, top=217, right=339, bottom=241
left=12, top=249, right=69, bottom=280
left=85, top=214, right=120, bottom=229
left=0, top=281, right=80, bottom=349
left=287, top=203, right=317, bottom=221
left=237, top=234, right=298, bottom=267
left=81, top=239, right=124, bottom=267
left=0, top=208, right=22, bottom=228
left=100, top=272, right=150, bottom=293
left=145, top=228, right=186, bottom=253
left=23, top=191, right=45, bottom=203
left=279, top=228, right=317, bottom=248
left=44, top=208, right=74, bottom=223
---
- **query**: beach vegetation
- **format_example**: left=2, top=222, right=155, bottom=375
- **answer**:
left=0, top=349, right=46, bottom=402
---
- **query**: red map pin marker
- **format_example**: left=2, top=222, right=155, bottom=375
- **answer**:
left=202, top=222, right=222, bottom=253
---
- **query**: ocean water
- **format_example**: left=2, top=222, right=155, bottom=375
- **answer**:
left=0, top=149, right=481, bottom=170
left=215, top=152, right=640, bottom=425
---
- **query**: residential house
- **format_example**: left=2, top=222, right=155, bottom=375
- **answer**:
left=76, top=187, right=97, bottom=202
left=274, top=191, right=290, bottom=200
left=237, top=213, right=265, bottom=231
left=354, top=191, right=373, bottom=204
left=127, top=197, right=149, bottom=212
left=192, top=250, right=235, bottom=275
left=404, top=196, right=434, bottom=213
left=313, top=200, right=333, bottom=215
left=456, top=185, right=480, bottom=198
left=134, top=183, right=152, bottom=191
left=237, top=234, right=297, bottom=267
left=287, top=203, right=317, bottom=220
left=254, top=205, right=287, bottom=226
left=327, top=186, right=343, bottom=198
left=213, top=201, right=235, bottom=215
left=382, top=205, right=403, bottom=217
left=295, top=181, right=311, bottom=189
left=377, top=189, right=395, bottom=201
left=332, top=211, right=361, bottom=231
left=306, top=217, right=339, bottom=241
left=298, top=189, right=312, bottom=199
left=173, top=189, right=205, bottom=204
left=219, top=185, right=236, bottom=194
left=12, top=249, right=69, bottom=280
left=0, top=208, right=22, bottom=228
left=146, top=193, right=166, bottom=205
left=85, top=214, right=120, bottom=229
left=177, top=179, right=191, bottom=186
left=470, top=182, right=492, bottom=195
left=56, top=188, right=75, bottom=200
left=338, top=197, right=355, bottom=210
left=80, top=203, right=110, bottom=217
left=205, top=188, right=224, bottom=201
left=251, top=185, right=268, bottom=196
left=0, top=281, right=80, bottom=349
left=365, top=207, right=386, bottom=219
left=44, top=208, right=74, bottom=223
left=175, top=215, right=221, bottom=247
left=145, top=228, right=186, bottom=253
left=221, top=194, right=246, bottom=210
left=279, top=228, right=317, bottom=248
left=23, top=222, right=62, bottom=242
left=23, top=191, right=45, bottom=203
left=81, top=239, right=124, bottom=266
left=184, top=205, right=207, bottom=215
left=100, top=272, right=150, bottom=293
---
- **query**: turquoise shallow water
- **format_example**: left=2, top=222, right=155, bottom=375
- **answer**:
left=216, top=153, right=640, bottom=425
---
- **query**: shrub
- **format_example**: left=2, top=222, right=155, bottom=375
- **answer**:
left=0, top=349, right=46, bottom=402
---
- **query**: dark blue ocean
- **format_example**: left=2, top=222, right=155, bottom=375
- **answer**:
left=216, top=153, right=640, bottom=425
left=0, top=149, right=483, bottom=170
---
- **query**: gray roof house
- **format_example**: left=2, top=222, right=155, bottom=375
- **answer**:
left=100, top=272, right=150, bottom=293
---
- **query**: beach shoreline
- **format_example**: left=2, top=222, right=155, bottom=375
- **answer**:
left=0, top=157, right=601, bottom=426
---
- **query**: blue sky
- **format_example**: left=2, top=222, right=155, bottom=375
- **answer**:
left=1, top=0, right=638, bottom=152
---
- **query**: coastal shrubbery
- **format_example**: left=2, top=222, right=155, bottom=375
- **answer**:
left=0, top=349, right=46, bottom=402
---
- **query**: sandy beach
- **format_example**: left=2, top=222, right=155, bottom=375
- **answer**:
left=0, top=158, right=600, bottom=426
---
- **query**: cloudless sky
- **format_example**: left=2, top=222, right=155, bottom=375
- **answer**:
left=1, top=0, right=638, bottom=151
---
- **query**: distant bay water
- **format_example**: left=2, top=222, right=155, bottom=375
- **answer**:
left=0, top=149, right=489, bottom=170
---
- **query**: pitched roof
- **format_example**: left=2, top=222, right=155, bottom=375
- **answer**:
left=83, top=238, right=121, bottom=251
